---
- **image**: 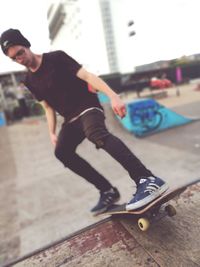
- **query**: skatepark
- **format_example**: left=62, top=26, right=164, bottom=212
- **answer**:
left=0, top=83, right=200, bottom=267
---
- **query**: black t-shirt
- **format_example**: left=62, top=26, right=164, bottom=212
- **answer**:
left=24, top=50, right=103, bottom=121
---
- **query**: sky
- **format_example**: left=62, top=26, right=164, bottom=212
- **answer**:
left=0, top=0, right=200, bottom=73
left=120, top=0, right=200, bottom=71
left=0, top=0, right=50, bottom=73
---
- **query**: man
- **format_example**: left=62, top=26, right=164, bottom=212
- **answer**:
left=0, top=29, right=168, bottom=215
left=15, top=81, right=29, bottom=118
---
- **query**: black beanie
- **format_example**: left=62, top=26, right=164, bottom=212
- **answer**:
left=0, top=28, right=31, bottom=55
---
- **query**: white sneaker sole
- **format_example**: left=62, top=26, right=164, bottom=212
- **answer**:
left=126, top=183, right=169, bottom=211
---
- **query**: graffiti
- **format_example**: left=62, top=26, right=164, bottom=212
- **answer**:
left=129, top=100, right=163, bottom=135
left=119, top=99, right=195, bottom=137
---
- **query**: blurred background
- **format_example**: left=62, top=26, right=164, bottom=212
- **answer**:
left=0, top=0, right=200, bottom=266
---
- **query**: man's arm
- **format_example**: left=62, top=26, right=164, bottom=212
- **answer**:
left=76, top=67, right=126, bottom=118
left=40, top=100, right=57, bottom=146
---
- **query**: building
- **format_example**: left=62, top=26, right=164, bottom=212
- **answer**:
left=47, top=0, right=135, bottom=75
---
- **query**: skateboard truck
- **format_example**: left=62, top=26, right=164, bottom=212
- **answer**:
left=137, top=203, right=177, bottom=231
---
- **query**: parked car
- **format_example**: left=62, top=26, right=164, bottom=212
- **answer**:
left=150, top=77, right=172, bottom=89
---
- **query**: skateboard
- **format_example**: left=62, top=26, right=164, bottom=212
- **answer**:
left=99, top=178, right=200, bottom=231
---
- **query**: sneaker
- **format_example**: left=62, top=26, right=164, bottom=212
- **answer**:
left=91, top=187, right=120, bottom=215
left=126, top=176, right=168, bottom=211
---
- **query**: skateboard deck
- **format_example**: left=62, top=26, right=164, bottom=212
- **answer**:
left=99, top=178, right=200, bottom=231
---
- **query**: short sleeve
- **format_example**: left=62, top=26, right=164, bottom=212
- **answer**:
left=56, top=50, right=82, bottom=75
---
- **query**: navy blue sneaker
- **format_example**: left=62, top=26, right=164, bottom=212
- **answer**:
left=126, top=176, right=168, bottom=211
left=91, top=187, right=120, bottom=215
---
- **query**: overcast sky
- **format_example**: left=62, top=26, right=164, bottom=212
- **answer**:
left=0, top=0, right=50, bottom=73
left=0, top=0, right=200, bottom=73
left=123, top=0, right=200, bottom=69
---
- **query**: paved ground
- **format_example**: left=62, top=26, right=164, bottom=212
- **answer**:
left=0, top=83, right=200, bottom=266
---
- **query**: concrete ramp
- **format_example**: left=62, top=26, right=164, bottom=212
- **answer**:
left=118, top=98, right=199, bottom=137
left=3, top=219, right=159, bottom=267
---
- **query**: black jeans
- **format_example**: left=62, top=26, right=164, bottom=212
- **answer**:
left=55, top=109, right=153, bottom=192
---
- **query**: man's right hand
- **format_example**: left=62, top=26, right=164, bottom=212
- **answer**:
left=110, top=94, right=126, bottom=118
left=50, top=133, right=58, bottom=147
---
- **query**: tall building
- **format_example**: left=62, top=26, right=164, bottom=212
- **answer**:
left=47, top=0, right=135, bottom=75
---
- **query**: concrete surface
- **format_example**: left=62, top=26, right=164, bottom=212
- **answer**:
left=3, top=183, right=200, bottom=267
left=0, top=83, right=200, bottom=266
left=10, top=219, right=162, bottom=267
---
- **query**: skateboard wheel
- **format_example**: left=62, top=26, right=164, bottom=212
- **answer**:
left=165, top=204, right=176, bottom=217
left=138, top=218, right=150, bottom=231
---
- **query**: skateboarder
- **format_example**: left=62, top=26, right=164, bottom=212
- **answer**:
left=0, top=29, right=168, bottom=214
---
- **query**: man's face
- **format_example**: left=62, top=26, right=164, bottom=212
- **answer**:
left=6, top=45, right=31, bottom=67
